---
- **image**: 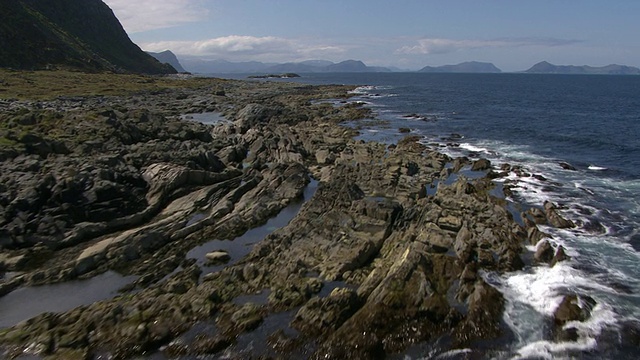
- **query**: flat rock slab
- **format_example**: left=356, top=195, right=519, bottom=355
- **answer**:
left=206, top=251, right=231, bottom=262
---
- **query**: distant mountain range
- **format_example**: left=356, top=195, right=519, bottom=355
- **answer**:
left=179, top=58, right=390, bottom=74
left=0, top=0, right=175, bottom=74
left=524, top=61, right=640, bottom=75
left=172, top=55, right=640, bottom=76
left=419, top=61, right=502, bottom=73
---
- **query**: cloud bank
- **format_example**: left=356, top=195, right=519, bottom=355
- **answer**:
left=397, top=37, right=581, bottom=55
left=141, top=36, right=347, bottom=62
left=103, top=0, right=207, bottom=33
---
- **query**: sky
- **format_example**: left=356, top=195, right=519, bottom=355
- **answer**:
left=102, top=0, right=640, bottom=71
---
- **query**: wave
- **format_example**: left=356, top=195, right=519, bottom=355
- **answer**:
left=589, top=165, right=608, bottom=171
left=349, top=85, right=394, bottom=95
left=458, top=142, right=496, bottom=155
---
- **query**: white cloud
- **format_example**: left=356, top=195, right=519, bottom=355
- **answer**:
left=141, top=36, right=348, bottom=62
left=397, top=37, right=581, bottom=55
left=103, top=0, right=208, bottom=33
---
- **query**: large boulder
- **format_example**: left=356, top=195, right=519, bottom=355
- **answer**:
left=553, top=294, right=596, bottom=325
left=552, top=294, right=597, bottom=341
left=291, top=287, right=360, bottom=336
left=544, top=201, right=575, bottom=229
left=234, top=103, right=283, bottom=133
left=471, top=158, right=492, bottom=171
left=534, top=239, right=555, bottom=264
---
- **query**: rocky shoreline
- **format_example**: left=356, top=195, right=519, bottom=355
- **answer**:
left=0, top=76, right=586, bottom=359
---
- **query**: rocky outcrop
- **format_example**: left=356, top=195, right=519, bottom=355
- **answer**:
left=0, top=78, right=581, bottom=359
left=544, top=201, right=576, bottom=229
left=552, top=294, right=597, bottom=341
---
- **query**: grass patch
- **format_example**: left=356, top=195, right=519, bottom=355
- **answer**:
left=0, top=69, right=224, bottom=100
left=0, top=137, right=18, bottom=147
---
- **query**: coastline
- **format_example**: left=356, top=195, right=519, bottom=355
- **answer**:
left=0, top=73, right=596, bottom=358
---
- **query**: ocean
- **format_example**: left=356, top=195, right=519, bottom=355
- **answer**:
left=237, top=72, right=640, bottom=359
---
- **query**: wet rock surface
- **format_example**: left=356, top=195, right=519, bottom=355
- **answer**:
left=0, top=78, right=576, bottom=359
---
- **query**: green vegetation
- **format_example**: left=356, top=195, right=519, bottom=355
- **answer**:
left=0, top=70, right=222, bottom=100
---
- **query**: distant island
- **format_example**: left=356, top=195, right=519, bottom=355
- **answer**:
left=524, top=61, right=640, bottom=75
left=147, top=50, right=187, bottom=73
left=419, top=61, right=502, bottom=73
left=178, top=58, right=391, bottom=74
left=247, top=73, right=301, bottom=79
left=171, top=55, right=640, bottom=75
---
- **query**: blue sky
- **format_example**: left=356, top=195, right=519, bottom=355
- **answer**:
left=103, top=0, right=640, bottom=71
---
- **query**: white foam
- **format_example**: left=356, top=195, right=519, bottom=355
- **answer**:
left=433, top=348, right=473, bottom=359
left=486, top=260, right=626, bottom=360
left=513, top=338, right=597, bottom=360
left=588, top=165, right=608, bottom=171
left=495, top=266, right=568, bottom=316
left=549, top=227, right=640, bottom=260
left=349, top=85, right=375, bottom=94
left=458, top=142, right=492, bottom=155
left=512, top=302, right=618, bottom=359
left=349, top=85, right=393, bottom=95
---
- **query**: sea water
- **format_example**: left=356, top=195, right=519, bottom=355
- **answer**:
left=254, top=72, right=640, bottom=359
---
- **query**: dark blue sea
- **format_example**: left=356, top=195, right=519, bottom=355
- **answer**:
left=238, top=72, right=640, bottom=359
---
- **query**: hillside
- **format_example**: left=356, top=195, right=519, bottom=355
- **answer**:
left=0, top=0, right=175, bottom=74
left=525, top=61, right=640, bottom=75
left=419, top=61, right=502, bottom=73
left=148, top=50, right=187, bottom=73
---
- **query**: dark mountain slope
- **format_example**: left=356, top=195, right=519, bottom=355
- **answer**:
left=0, top=0, right=175, bottom=74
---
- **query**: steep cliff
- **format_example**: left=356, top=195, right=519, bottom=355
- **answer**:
left=0, top=0, right=176, bottom=74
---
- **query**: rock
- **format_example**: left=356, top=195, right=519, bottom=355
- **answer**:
left=527, top=226, right=549, bottom=245
left=455, top=280, right=505, bottom=342
left=453, top=222, right=474, bottom=262
left=553, top=294, right=597, bottom=326
left=404, top=161, right=419, bottom=176
left=205, top=251, right=230, bottom=263
left=234, top=103, right=282, bottom=133
left=527, top=207, right=547, bottom=224
left=552, top=294, right=597, bottom=341
left=438, top=215, right=462, bottom=232
left=230, top=303, right=264, bottom=332
left=315, top=149, right=335, bottom=165
left=544, top=201, right=575, bottom=229
left=292, top=287, right=360, bottom=335
left=559, top=162, right=577, bottom=171
left=582, top=218, right=607, bottom=234
left=551, top=245, right=570, bottom=267
left=534, top=240, right=554, bottom=264
left=416, top=223, right=453, bottom=253
left=471, top=158, right=492, bottom=171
